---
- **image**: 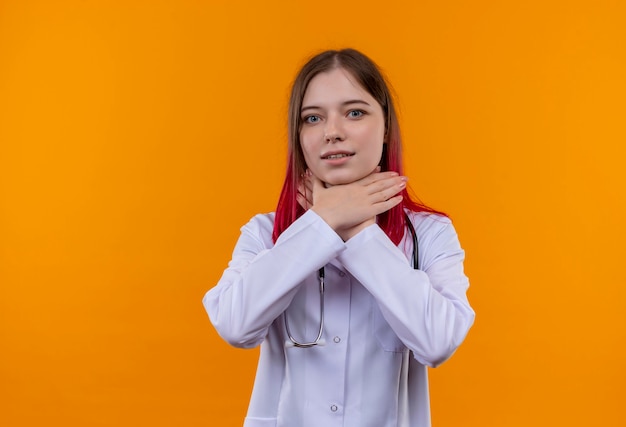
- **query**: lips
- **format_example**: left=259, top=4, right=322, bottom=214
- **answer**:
left=321, top=151, right=354, bottom=160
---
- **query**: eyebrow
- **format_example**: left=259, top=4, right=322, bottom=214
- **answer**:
left=301, top=99, right=371, bottom=113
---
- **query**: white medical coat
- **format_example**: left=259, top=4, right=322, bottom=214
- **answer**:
left=204, top=210, right=474, bottom=427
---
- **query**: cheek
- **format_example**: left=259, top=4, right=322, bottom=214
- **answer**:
left=357, top=126, right=385, bottom=152
left=374, top=122, right=386, bottom=141
left=299, top=136, right=311, bottom=159
left=299, top=134, right=318, bottom=165
left=354, top=119, right=384, bottom=140
left=301, top=126, right=322, bottom=148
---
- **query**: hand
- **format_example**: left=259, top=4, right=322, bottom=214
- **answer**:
left=305, top=168, right=407, bottom=241
left=297, top=175, right=314, bottom=210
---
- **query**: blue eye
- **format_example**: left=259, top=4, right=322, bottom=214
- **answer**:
left=304, top=115, right=320, bottom=123
left=348, top=110, right=364, bottom=118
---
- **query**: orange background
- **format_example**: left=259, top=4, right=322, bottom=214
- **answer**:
left=1, top=1, right=625, bottom=426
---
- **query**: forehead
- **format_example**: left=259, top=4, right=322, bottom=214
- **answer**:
left=302, top=68, right=375, bottom=106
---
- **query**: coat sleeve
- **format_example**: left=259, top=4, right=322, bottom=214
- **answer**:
left=203, top=210, right=346, bottom=348
left=337, top=214, right=475, bottom=367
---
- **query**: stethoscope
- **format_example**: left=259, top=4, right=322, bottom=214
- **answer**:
left=284, top=213, right=419, bottom=348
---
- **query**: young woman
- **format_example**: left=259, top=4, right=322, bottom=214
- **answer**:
left=203, top=48, right=475, bottom=427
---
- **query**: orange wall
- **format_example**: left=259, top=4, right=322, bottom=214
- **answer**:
left=1, top=1, right=625, bottom=426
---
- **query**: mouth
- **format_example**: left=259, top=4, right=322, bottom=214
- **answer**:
left=321, top=152, right=355, bottom=160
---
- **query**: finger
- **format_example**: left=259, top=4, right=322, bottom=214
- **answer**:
left=367, top=176, right=408, bottom=197
left=297, top=188, right=313, bottom=209
left=375, top=179, right=407, bottom=205
left=372, top=194, right=403, bottom=214
left=298, top=180, right=312, bottom=195
left=308, top=171, right=326, bottom=192
left=358, top=170, right=401, bottom=186
left=299, top=177, right=314, bottom=195
left=302, top=176, right=314, bottom=195
left=296, top=192, right=309, bottom=210
left=303, top=189, right=313, bottom=208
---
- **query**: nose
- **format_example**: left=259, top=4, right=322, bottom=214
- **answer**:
left=324, top=115, right=344, bottom=143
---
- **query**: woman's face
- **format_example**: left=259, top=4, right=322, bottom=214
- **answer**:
left=299, top=68, right=385, bottom=186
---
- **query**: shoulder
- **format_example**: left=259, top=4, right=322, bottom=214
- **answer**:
left=406, top=210, right=461, bottom=252
left=241, top=212, right=275, bottom=238
left=239, top=212, right=276, bottom=245
left=406, top=210, right=454, bottom=237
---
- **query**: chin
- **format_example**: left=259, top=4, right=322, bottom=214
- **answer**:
left=322, top=171, right=368, bottom=186
left=323, top=177, right=348, bottom=186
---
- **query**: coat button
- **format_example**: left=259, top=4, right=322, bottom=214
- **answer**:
left=330, top=404, right=338, bottom=412
left=333, top=336, right=341, bottom=343
left=338, top=271, right=346, bottom=277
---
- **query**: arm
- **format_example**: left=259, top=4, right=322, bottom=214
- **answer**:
left=338, top=214, right=475, bottom=367
left=203, top=210, right=346, bottom=348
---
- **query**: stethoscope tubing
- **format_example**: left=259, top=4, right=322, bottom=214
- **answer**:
left=284, top=268, right=325, bottom=348
left=284, top=213, right=418, bottom=348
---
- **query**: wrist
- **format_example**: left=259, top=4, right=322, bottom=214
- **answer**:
left=339, top=219, right=376, bottom=241
left=310, top=206, right=340, bottom=232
